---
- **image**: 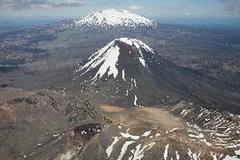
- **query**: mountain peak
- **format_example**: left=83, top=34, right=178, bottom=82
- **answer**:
left=72, top=37, right=171, bottom=107
left=72, top=9, right=157, bottom=28
left=74, top=38, right=155, bottom=83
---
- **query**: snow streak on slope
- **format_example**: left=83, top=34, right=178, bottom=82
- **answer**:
left=164, top=144, right=169, bottom=160
left=74, top=40, right=119, bottom=80
left=106, top=137, right=122, bottom=158
left=73, top=9, right=156, bottom=27
left=91, top=45, right=120, bottom=79
left=106, top=128, right=157, bottom=160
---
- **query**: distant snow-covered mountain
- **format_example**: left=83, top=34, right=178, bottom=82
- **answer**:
left=64, top=9, right=157, bottom=28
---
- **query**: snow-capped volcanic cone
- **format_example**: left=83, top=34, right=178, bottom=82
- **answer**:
left=71, top=38, right=240, bottom=113
left=72, top=38, right=184, bottom=107
left=68, top=9, right=157, bottom=28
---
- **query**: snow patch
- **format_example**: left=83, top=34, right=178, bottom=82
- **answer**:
left=200, top=139, right=212, bottom=146
left=134, top=95, right=138, bottom=106
left=91, top=45, right=120, bottom=80
left=187, top=148, right=201, bottom=160
left=141, top=130, right=151, bottom=137
left=133, top=79, right=137, bottom=87
left=106, top=137, right=122, bottom=158
left=122, top=69, right=126, bottom=81
left=175, top=151, right=180, bottom=160
left=223, top=155, right=240, bottom=160
left=81, top=131, right=87, bottom=135
left=117, top=141, right=135, bottom=160
left=129, top=142, right=156, bottom=160
left=119, top=38, right=155, bottom=54
left=139, top=57, right=146, bottom=67
left=235, top=149, right=240, bottom=155
left=210, top=152, right=218, bottom=160
left=188, top=133, right=204, bottom=139
left=53, top=134, right=60, bottom=137
left=164, top=144, right=169, bottom=160
left=155, top=133, right=161, bottom=138
left=120, top=131, right=140, bottom=140
left=180, top=109, right=190, bottom=116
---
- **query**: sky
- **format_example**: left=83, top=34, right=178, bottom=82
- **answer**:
left=0, top=0, right=240, bottom=25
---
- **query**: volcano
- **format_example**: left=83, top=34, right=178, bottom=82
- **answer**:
left=72, top=38, right=240, bottom=114
left=64, top=9, right=157, bottom=29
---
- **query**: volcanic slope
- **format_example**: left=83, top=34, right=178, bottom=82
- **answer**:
left=1, top=91, right=239, bottom=160
left=72, top=104, right=240, bottom=160
left=72, top=38, right=240, bottom=114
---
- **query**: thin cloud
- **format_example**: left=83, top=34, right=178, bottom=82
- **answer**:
left=191, top=0, right=240, bottom=14
left=129, top=5, right=143, bottom=10
left=220, top=0, right=240, bottom=14
left=183, top=11, right=203, bottom=16
left=0, top=0, right=85, bottom=10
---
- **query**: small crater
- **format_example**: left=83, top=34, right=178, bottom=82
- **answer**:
left=72, top=123, right=101, bottom=141
left=68, top=123, right=102, bottom=153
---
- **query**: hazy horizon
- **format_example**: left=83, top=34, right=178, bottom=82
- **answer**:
left=1, top=0, right=240, bottom=28
left=1, top=14, right=240, bottom=29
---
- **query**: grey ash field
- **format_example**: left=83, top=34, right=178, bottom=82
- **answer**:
left=0, top=9, right=240, bottom=160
